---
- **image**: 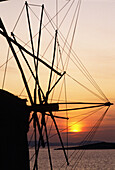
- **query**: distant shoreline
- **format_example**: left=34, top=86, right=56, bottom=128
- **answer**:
left=54, top=142, right=115, bottom=150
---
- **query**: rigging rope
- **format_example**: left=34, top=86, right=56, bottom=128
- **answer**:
left=47, top=107, right=104, bottom=142
left=47, top=44, right=66, bottom=139
left=0, top=1, right=112, bottom=169
left=57, top=32, right=108, bottom=102
left=56, top=0, right=58, bottom=29
left=39, top=0, right=109, bottom=103
left=12, top=4, right=25, bottom=32
left=71, top=50, right=109, bottom=102
left=55, top=32, right=109, bottom=102
left=71, top=106, right=110, bottom=169
left=58, top=0, right=75, bottom=29
left=58, top=32, right=109, bottom=102
left=44, top=0, right=72, bottom=31
left=0, top=29, right=107, bottom=104
left=0, top=1, right=106, bottom=103
left=0, top=2, right=113, bottom=170
left=2, top=46, right=10, bottom=89
left=69, top=106, right=104, bottom=119
left=65, top=0, right=81, bottom=70
left=0, top=0, right=109, bottom=104
left=66, top=73, right=106, bottom=101
left=47, top=50, right=66, bottom=138
left=60, top=106, right=110, bottom=169
left=42, top=0, right=108, bottom=102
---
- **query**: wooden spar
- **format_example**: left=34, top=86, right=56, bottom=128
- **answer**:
left=45, top=113, right=69, bottom=119
left=25, top=1, right=35, bottom=65
left=0, top=18, right=33, bottom=105
left=25, top=2, right=44, bottom=102
left=35, top=4, right=44, bottom=104
left=0, top=18, right=45, bottom=149
left=28, top=102, right=113, bottom=113
left=47, top=71, right=66, bottom=96
left=46, top=30, right=58, bottom=100
left=57, top=102, right=113, bottom=105
left=58, top=104, right=107, bottom=112
left=0, top=28, right=62, bottom=76
left=28, top=103, right=59, bottom=112
left=49, top=111, right=69, bottom=165
left=11, top=32, right=36, bottom=80
left=36, top=4, right=44, bottom=69
left=0, top=1, right=114, bottom=169
left=44, top=118, right=53, bottom=170
left=33, top=6, right=44, bottom=166
left=0, top=15, right=69, bottom=168
left=11, top=32, right=45, bottom=99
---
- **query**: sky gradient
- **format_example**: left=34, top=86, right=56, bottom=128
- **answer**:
left=0, top=0, right=115, bottom=143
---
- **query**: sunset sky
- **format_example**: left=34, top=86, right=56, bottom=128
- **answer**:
left=0, top=0, right=115, bottom=143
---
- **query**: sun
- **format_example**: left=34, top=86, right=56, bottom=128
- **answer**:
left=70, top=124, right=82, bottom=133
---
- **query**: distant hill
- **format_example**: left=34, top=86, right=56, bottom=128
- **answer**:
left=55, top=142, right=115, bottom=150
left=28, top=140, right=102, bottom=147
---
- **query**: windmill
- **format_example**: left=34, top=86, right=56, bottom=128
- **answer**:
left=0, top=1, right=113, bottom=170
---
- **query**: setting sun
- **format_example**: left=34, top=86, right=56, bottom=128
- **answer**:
left=70, top=123, right=82, bottom=133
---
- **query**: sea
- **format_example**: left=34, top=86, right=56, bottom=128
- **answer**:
left=29, top=147, right=115, bottom=170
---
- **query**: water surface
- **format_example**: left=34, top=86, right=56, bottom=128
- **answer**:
left=29, top=148, right=115, bottom=169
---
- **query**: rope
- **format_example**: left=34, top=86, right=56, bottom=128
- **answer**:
left=60, top=106, right=110, bottom=169
left=66, top=73, right=106, bottom=101
left=57, top=35, right=108, bottom=102
left=58, top=0, right=75, bottom=29
left=0, top=56, right=13, bottom=69
left=44, top=0, right=72, bottom=31
left=72, top=106, right=110, bottom=169
left=0, top=0, right=109, bottom=103
left=64, top=49, right=108, bottom=102
left=47, top=45, right=66, bottom=138
left=65, top=0, right=81, bottom=70
left=46, top=40, right=66, bottom=138
left=71, top=50, right=109, bottom=102
left=56, top=0, right=58, bottom=29
left=47, top=45, right=66, bottom=141
left=55, top=32, right=109, bottom=102
left=12, top=4, right=25, bottom=32
left=0, top=2, right=111, bottom=168
left=69, top=106, right=104, bottom=119
left=52, top=0, right=108, bottom=103
left=47, top=107, right=104, bottom=142
left=13, top=2, right=108, bottom=103
left=46, top=0, right=108, bottom=102
left=58, top=30, right=108, bottom=102
left=0, top=33, right=34, bottom=70
left=2, top=46, right=10, bottom=89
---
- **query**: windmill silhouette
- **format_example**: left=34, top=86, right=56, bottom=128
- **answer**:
left=0, top=1, right=113, bottom=170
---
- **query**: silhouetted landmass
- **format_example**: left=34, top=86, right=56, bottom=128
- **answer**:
left=29, top=141, right=102, bottom=147
left=55, top=142, right=115, bottom=150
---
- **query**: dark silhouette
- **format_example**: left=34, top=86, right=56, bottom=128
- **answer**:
left=0, top=89, right=30, bottom=170
left=55, top=142, right=115, bottom=150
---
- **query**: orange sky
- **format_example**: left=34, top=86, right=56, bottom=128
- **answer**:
left=0, top=0, right=115, bottom=143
